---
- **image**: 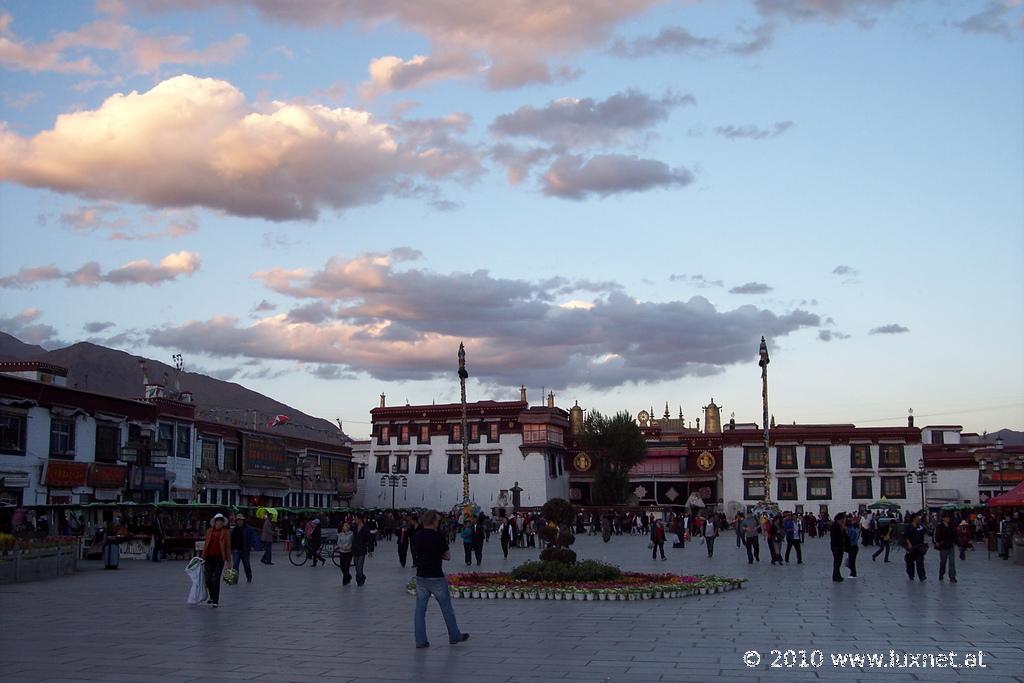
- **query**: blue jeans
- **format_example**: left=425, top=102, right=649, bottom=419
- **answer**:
left=414, top=576, right=462, bottom=646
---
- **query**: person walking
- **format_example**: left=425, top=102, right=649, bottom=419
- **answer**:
left=872, top=522, right=892, bottom=562
left=768, top=516, right=784, bottom=565
left=935, top=512, right=958, bottom=583
left=955, top=520, right=973, bottom=561
left=260, top=513, right=275, bottom=565
left=202, top=513, right=232, bottom=607
left=397, top=519, right=412, bottom=568
left=741, top=514, right=761, bottom=564
left=306, top=518, right=324, bottom=567
left=783, top=512, right=802, bottom=564
left=352, top=513, right=371, bottom=586
left=845, top=516, right=860, bottom=578
left=734, top=512, right=744, bottom=549
left=650, top=519, right=667, bottom=560
left=703, top=516, right=717, bottom=557
left=904, top=513, right=927, bottom=581
left=830, top=513, right=849, bottom=582
left=337, top=521, right=354, bottom=586
left=411, top=510, right=470, bottom=649
left=460, top=518, right=476, bottom=566
left=498, top=515, right=513, bottom=559
left=230, top=514, right=254, bottom=583
left=472, top=516, right=486, bottom=566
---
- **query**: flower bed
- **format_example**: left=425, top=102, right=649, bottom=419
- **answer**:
left=405, top=572, right=745, bottom=600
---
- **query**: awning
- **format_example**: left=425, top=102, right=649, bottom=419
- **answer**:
left=926, top=488, right=962, bottom=503
left=0, top=470, right=30, bottom=488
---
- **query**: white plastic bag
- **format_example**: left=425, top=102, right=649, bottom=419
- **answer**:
left=185, top=557, right=207, bottom=605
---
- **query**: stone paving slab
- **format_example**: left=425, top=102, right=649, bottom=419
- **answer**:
left=2, top=533, right=1023, bottom=682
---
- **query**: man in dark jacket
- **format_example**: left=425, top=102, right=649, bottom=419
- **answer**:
left=935, top=512, right=958, bottom=583
left=352, top=513, right=372, bottom=586
left=397, top=518, right=412, bottom=568
left=830, top=513, right=850, bottom=582
left=904, top=513, right=927, bottom=581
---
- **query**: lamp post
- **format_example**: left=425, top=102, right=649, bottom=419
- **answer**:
left=121, top=431, right=169, bottom=503
left=297, top=453, right=306, bottom=508
left=381, top=465, right=407, bottom=510
left=758, top=336, right=772, bottom=504
left=906, top=458, right=936, bottom=512
left=458, top=342, right=470, bottom=505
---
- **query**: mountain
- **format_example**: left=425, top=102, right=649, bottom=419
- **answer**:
left=0, top=332, right=349, bottom=445
left=985, top=428, right=1024, bottom=446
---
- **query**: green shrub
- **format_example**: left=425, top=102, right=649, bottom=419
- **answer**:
left=539, top=547, right=577, bottom=564
left=542, top=498, right=575, bottom=525
left=510, top=559, right=622, bottom=582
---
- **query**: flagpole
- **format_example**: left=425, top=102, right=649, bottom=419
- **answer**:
left=759, top=336, right=772, bottom=505
left=458, top=342, right=470, bottom=505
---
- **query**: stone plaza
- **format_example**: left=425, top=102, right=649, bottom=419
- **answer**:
left=2, top=533, right=1022, bottom=683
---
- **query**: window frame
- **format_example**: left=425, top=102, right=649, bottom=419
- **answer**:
left=879, top=444, right=906, bottom=468
left=223, top=443, right=240, bottom=472
left=94, top=423, right=121, bottom=464
left=469, top=422, right=480, bottom=443
left=175, top=423, right=191, bottom=459
left=850, top=444, right=872, bottom=469
left=449, top=423, right=462, bottom=444
left=49, top=417, right=76, bottom=459
left=806, top=476, right=832, bottom=500
left=804, top=445, right=832, bottom=469
left=415, top=454, right=430, bottom=474
left=395, top=454, right=410, bottom=474
left=742, top=446, right=766, bottom=470
left=419, top=424, right=430, bottom=444
left=487, top=422, right=499, bottom=443
left=158, top=422, right=174, bottom=458
left=851, top=476, right=873, bottom=499
left=375, top=454, right=390, bottom=474
left=743, top=477, right=766, bottom=501
left=485, top=453, right=500, bottom=474
left=777, top=477, right=797, bottom=501
left=378, top=425, right=390, bottom=446
left=775, top=445, right=798, bottom=470
left=880, top=476, right=907, bottom=499
left=678, top=457, right=688, bottom=474
left=447, top=453, right=461, bottom=474
left=398, top=424, right=410, bottom=445
left=467, top=453, right=480, bottom=474
left=0, top=412, right=27, bottom=455
left=523, top=424, right=545, bottom=443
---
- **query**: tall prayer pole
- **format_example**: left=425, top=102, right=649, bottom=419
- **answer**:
left=759, top=336, right=772, bottom=503
left=458, top=342, right=470, bottom=505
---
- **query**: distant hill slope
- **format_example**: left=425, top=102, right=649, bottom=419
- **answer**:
left=986, top=428, right=1024, bottom=446
left=0, top=332, right=348, bottom=445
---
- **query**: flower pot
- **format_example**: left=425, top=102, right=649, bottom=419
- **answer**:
left=643, top=593, right=653, bottom=600
left=451, top=590, right=461, bottom=599
left=539, top=592, right=548, bottom=600
left=526, top=592, right=535, bottom=600
left=472, top=590, right=481, bottom=598
left=574, top=592, right=585, bottom=601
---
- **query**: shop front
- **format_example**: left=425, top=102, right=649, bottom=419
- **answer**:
left=44, top=461, right=89, bottom=504
left=0, top=469, right=30, bottom=506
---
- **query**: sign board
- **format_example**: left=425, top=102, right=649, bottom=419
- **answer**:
left=44, top=461, right=89, bottom=488
left=242, top=433, right=289, bottom=476
left=88, top=464, right=127, bottom=489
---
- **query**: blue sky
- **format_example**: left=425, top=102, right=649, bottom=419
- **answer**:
left=0, top=0, right=1021, bottom=438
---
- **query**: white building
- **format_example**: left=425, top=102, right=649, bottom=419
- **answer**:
left=721, top=421, right=925, bottom=516
left=367, top=392, right=570, bottom=512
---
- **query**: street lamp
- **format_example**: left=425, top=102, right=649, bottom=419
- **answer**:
left=296, top=453, right=306, bottom=508
left=381, top=464, right=407, bottom=510
left=906, top=457, right=936, bottom=512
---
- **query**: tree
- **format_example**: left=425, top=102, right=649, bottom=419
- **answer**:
left=580, top=410, right=647, bottom=505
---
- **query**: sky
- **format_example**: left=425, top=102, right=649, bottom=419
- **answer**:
left=0, top=0, right=1022, bottom=439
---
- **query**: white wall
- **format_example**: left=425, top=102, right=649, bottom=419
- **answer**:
left=368, top=432, right=567, bottom=511
left=930, top=468, right=979, bottom=505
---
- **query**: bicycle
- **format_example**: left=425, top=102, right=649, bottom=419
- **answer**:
left=288, top=537, right=337, bottom=567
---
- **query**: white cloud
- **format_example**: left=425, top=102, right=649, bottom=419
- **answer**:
left=542, top=154, right=694, bottom=200
left=0, top=251, right=200, bottom=288
left=361, top=52, right=483, bottom=98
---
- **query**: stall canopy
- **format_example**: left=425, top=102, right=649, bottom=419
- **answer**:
left=868, top=497, right=900, bottom=511
left=986, top=481, right=1024, bottom=507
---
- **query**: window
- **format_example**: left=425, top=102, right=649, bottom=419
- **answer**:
left=850, top=444, right=871, bottom=468
left=158, top=422, right=174, bottom=457
left=879, top=444, right=905, bottom=468
left=447, top=453, right=461, bottom=474
left=399, top=425, right=410, bottom=445
left=485, top=454, right=500, bottom=474
left=336, top=461, right=352, bottom=481
left=468, top=453, right=480, bottom=474
left=744, top=478, right=765, bottom=500
left=678, top=457, right=688, bottom=474
left=224, top=444, right=239, bottom=472
left=375, top=454, right=390, bottom=473
left=357, top=464, right=366, bottom=479
left=881, top=476, right=906, bottom=499
left=488, top=423, right=499, bottom=443
left=378, top=425, right=390, bottom=446
left=931, top=430, right=944, bottom=445
left=775, top=445, right=797, bottom=469
left=557, top=455, right=563, bottom=475
left=805, top=445, right=832, bottom=469
left=415, top=454, right=430, bottom=474
left=777, top=478, right=797, bottom=500
left=806, top=477, right=832, bottom=500
left=852, top=476, right=873, bottom=499
left=742, top=447, right=765, bottom=470
left=450, top=424, right=462, bottom=443
left=419, top=425, right=430, bottom=444
left=469, top=423, right=479, bottom=443
left=548, top=453, right=558, bottom=477
left=547, top=426, right=564, bottom=445
left=176, top=423, right=191, bottom=459
left=49, top=418, right=76, bottom=458
left=0, top=413, right=27, bottom=455
left=523, top=424, right=545, bottom=443
left=395, top=454, right=409, bottom=474
left=95, top=424, right=121, bottom=464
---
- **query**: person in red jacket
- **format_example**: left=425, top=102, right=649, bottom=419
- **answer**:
left=202, top=513, right=233, bottom=607
left=650, top=519, right=667, bottom=560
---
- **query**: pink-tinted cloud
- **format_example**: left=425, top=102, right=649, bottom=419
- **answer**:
left=361, top=52, right=483, bottom=98
left=0, top=251, right=200, bottom=288
left=0, top=75, right=477, bottom=221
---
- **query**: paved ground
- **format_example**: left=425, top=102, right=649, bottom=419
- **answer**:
left=2, top=531, right=1023, bottom=683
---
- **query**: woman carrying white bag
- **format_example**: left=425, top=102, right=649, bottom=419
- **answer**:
left=185, top=557, right=207, bottom=605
